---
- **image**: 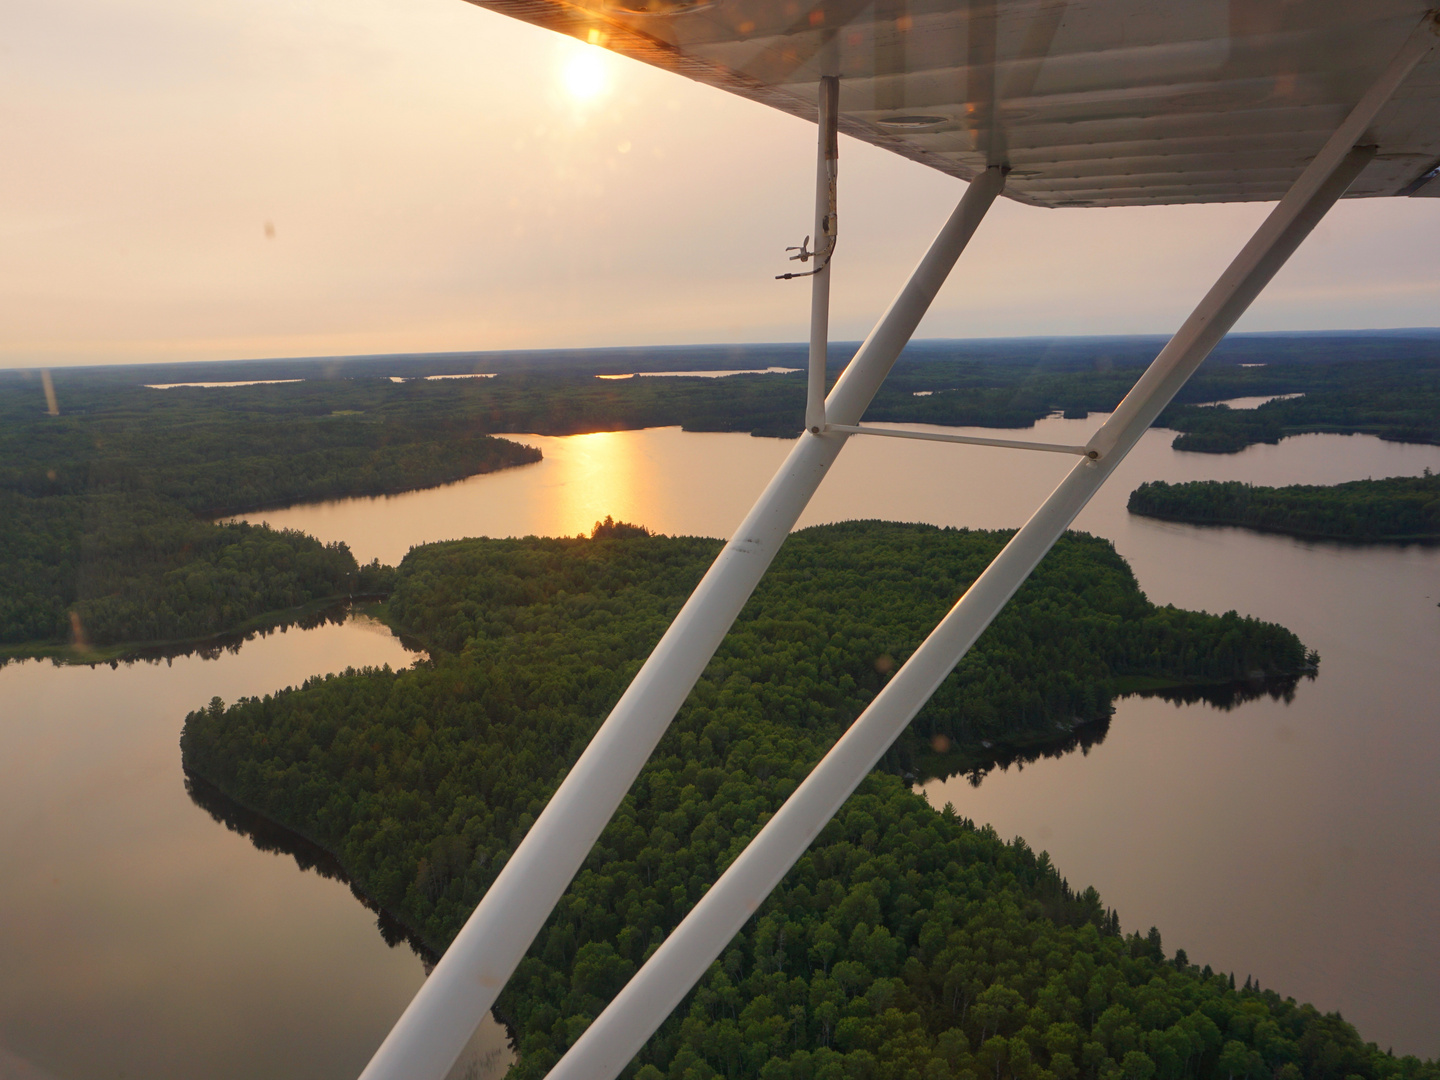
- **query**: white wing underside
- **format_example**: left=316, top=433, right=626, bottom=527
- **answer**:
left=470, top=0, right=1440, bottom=205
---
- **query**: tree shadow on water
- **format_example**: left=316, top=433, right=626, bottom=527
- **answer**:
left=914, top=717, right=1115, bottom=789
left=182, top=769, right=437, bottom=963
left=920, top=673, right=1307, bottom=787
left=1132, top=672, right=1305, bottom=709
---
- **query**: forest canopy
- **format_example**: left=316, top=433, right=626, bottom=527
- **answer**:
left=0, top=489, right=388, bottom=649
left=0, top=377, right=538, bottom=654
left=171, top=523, right=1415, bottom=1080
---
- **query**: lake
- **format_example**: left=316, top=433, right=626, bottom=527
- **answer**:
left=2, top=417, right=1435, bottom=1077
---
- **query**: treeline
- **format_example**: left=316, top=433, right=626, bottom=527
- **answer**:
left=0, top=377, right=539, bottom=653
left=0, top=489, right=390, bottom=648
left=380, top=523, right=1313, bottom=760
left=171, top=523, right=1416, bottom=1080
left=8, top=331, right=1437, bottom=448
left=1128, top=473, right=1440, bottom=542
left=0, top=376, right=541, bottom=514
left=1158, top=364, right=1440, bottom=455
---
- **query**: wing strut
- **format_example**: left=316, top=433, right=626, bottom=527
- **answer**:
left=807, top=74, right=839, bottom=434
left=356, top=160, right=1007, bottom=1080
left=538, top=14, right=1439, bottom=1080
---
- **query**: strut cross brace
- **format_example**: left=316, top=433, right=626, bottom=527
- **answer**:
left=828, top=422, right=1094, bottom=456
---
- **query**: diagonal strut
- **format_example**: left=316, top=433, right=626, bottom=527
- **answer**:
left=542, top=142, right=1378, bottom=1080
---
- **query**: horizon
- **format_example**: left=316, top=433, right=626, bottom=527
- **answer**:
left=8, top=326, right=1440, bottom=375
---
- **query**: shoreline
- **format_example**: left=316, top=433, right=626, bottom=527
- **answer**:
left=912, top=670, right=1311, bottom=783
left=1128, top=507, right=1440, bottom=545
left=0, top=593, right=393, bottom=667
left=180, top=768, right=523, bottom=1057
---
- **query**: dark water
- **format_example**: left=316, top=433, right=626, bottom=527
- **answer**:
left=3, top=420, right=1436, bottom=1076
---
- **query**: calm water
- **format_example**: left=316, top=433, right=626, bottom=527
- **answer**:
left=245, top=419, right=1440, bottom=1057
left=0, top=618, right=511, bottom=1080
left=4, top=421, right=1436, bottom=1077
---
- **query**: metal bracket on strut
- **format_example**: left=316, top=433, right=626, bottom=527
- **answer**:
left=777, top=235, right=825, bottom=280
left=778, top=75, right=839, bottom=286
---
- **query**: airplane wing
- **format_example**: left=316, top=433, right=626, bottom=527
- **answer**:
left=467, top=0, right=1440, bottom=205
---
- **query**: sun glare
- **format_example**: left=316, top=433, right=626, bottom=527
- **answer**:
left=562, top=47, right=610, bottom=101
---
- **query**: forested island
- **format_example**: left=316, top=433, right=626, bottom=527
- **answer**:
left=1128, top=473, right=1440, bottom=542
left=172, top=521, right=1431, bottom=1080
left=4, top=330, right=1437, bottom=655
left=6, top=334, right=1437, bottom=1077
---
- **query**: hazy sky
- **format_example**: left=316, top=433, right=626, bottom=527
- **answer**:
left=5, top=0, right=1439, bottom=368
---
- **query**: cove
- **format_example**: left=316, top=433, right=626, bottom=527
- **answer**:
left=0, top=614, right=506, bottom=1079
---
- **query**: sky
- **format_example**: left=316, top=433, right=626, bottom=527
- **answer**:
left=4, top=0, right=1439, bottom=369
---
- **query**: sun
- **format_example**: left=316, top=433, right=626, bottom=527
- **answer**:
left=562, top=46, right=610, bottom=102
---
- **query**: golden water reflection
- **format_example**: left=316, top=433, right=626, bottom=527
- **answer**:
left=550, top=430, right=642, bottom=538
left=241, top=427, right=795, bottom=563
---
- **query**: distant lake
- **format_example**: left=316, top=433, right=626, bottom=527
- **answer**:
left=2, top=418, right=1435, bottom=1078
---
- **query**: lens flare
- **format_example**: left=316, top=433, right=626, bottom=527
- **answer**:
left=562, top=48, right=609, bottom=101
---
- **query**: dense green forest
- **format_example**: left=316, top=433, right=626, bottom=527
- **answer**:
left=171, top=522, right=1425, bottom=1080
left=1158, top=384, right=1440, bottom=454
left=0, top=376, right=538, bottom=654
left=6, top=331, right=1437, bottom=445
left=8, top=331, right=1435, bottom=444
left=0, top=374, right=541, bottom=513
left=5, top=328, right=1435, bottom=649
left=872, top=339, right=1440, bottom=454
left=1128, top=473, right=1440, bottom=542
left=0, top=489, right=391, bottom=651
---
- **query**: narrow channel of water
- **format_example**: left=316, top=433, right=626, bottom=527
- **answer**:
left=244, top=419, right=1440, bottom=1057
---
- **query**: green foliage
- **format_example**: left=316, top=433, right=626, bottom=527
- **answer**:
left=1159, top=361, right=1440, bottom=455
left=1128, top=473, right=1440, bottom=542
left=170, top=523, right=1396, bottom=1080
left=1160, top=410, right=1283, bottom=455
left=0, top=377, right=536, bottom=650
left=7, top=332, right=1437, bottom=451
left=4, top=330, right=1435, bottom=646
left=0, top=376, right=542, bottom=515
left=0, top=489, right=373, bottom=646
left=841, top=344, right=1440, bottom=451
left=593, top=516, right=653, bottom=540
